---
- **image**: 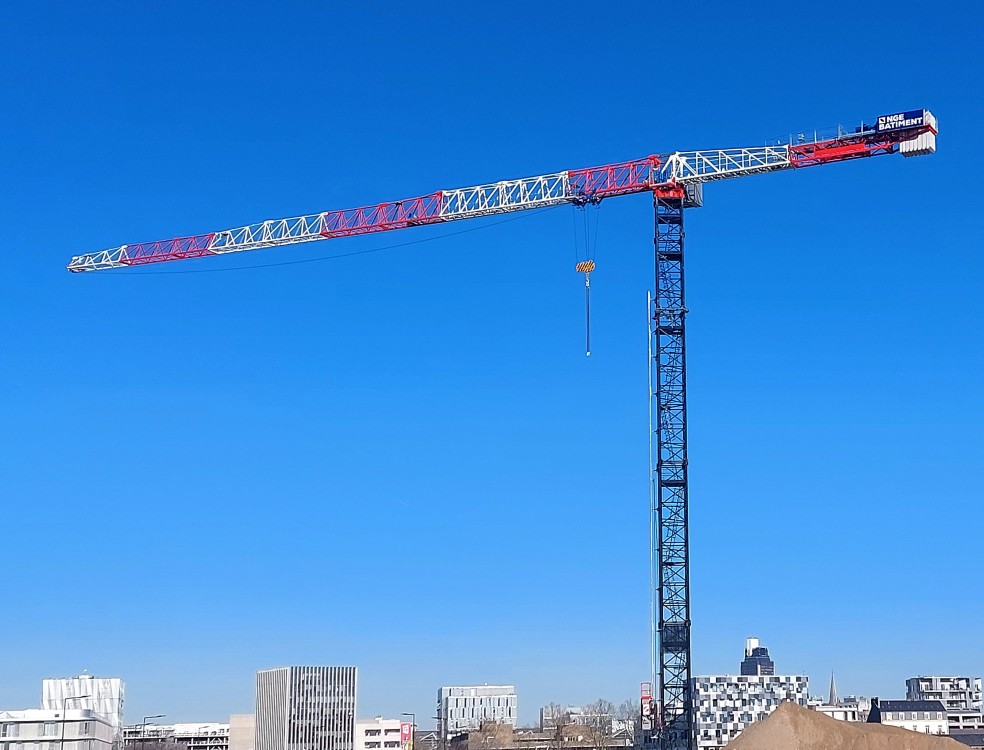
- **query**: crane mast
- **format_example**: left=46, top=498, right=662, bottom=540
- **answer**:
left=66, top=110, right=938, bottom=750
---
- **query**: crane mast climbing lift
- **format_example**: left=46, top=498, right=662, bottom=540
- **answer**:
left=67, top=109, right=938, bottom=750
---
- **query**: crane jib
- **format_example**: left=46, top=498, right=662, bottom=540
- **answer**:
left=65, top=109, right=936, bottom=272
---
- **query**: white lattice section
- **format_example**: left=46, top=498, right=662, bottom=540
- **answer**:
left=68, top=248, right=126, bottom=271
left=661, top=147, right=790, bottom=184
left=211, top=214, right=325, bottom=253
left=439, top=172, right=571, bottom=219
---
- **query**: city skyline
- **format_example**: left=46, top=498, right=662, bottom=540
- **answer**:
left=1, top=0, right=980, bottom=736
left=4, top=662, right=982, bottom=731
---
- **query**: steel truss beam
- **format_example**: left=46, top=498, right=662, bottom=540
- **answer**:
left=650, top=194, right=694, bottom=750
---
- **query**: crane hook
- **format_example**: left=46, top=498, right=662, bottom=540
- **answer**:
left=575, top=260, right=596, bottom=356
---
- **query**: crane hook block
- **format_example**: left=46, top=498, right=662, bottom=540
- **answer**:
left=575, top=260, right=596, bottom=274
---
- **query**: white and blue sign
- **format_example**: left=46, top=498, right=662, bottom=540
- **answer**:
left=877, top=110, right=925, bottom=132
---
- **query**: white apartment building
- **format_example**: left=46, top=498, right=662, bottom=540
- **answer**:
left=0, top=709, right=115, bottom=750
left=354, top=719, right=405, bottom=750
left=256, top=667, right=357, bottom=750
left=907, top=677, right=983, bottom=711
left=692, top=675, right=809, bottom=750
left=867, top=698, right=948, bottom=735
left=437, top=687, right=517, bottom=740
left=42, top=677, right=124, bottom=750
left=906, top=676, right=984, bottom=732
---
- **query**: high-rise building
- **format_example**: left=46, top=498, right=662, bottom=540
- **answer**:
left=437, top=687, right=517, bottom=740
left=739, top=638, right=775, bottom=677
left=693, top=639, right=807, bottom=749
left=255, top=667, right=357, bottom=750
left=42, top=676, right=125, bottom=750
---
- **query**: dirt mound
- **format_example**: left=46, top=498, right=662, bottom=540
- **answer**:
left=724, top=702, right=966, bottom=750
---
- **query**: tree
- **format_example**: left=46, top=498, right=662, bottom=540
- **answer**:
left=615, top=700, right=637, bottom=723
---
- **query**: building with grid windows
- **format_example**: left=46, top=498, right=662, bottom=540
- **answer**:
left=691, top=640, right=808, bottom=749
left=256, top=667, right=357, bottom=750
left=692, top=674, right=809, bottom=749
left=437, top=687, right=517, bottom=741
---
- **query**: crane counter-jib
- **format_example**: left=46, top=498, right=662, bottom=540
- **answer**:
left=65, top=108, right=936, bottom=273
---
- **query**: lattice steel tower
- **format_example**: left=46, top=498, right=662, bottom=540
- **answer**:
left=650, top=189, right=694, bottom=750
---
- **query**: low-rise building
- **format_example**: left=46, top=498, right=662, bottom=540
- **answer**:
left=0, top=708, right=115, bottom=750
left=123, top=723, right=229, bottom=750
left=807, top=703, right=860, bottom=722
left=866, top=698, right=948, bottom=735
left=355, top=719, right=404, bottom=750
left=840, top=696, right=872, bottom=723
left=448, top=723, right=632, bottom=750
left=538, top=706, right=613, bottom=733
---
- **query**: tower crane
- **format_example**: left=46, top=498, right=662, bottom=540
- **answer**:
left=67, top=109, right=938, bottom=750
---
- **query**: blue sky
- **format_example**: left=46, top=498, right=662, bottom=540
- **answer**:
left=0, top=0, right=981, bottom=728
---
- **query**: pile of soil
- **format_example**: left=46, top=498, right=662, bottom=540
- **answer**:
left=725, top=702, right=967, bottom=750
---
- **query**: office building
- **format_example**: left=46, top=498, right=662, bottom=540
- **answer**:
left=867, top=698, right=948, bottom=735
left=0, top=708, right=115, bottom=750
left=256, top=667, right=357, bottom=750
left=739, top=637, right=775, bottom=677
left=437, top=687, right=517, bottom=740
left=42, top=677, right=125, bottom=750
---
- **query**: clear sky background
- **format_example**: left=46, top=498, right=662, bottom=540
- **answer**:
left=0, top=0, right=980, bottom=728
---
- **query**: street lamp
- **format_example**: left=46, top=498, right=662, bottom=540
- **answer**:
left=431, top=715, right=443, bottom=750
left=401, top=713, right=415, bottom=750
left=60, top=694, right=91, bottom=750
left=401, top=712, right=416, bottom=750
left=141, top=715, right=166, bottom=750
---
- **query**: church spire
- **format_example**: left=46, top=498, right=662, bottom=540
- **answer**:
left=828, top=672, right=840, bottom=706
